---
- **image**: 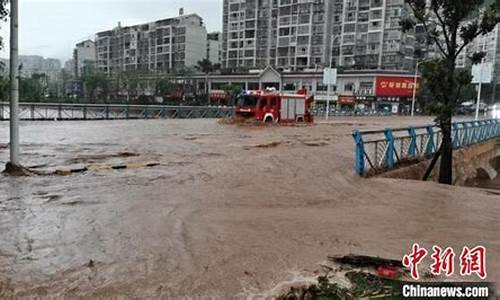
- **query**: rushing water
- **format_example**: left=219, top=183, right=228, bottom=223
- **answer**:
left=1, top=118, right=500, bottom=298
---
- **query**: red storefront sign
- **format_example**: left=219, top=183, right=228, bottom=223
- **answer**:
left=376, top=76, right=421, bottom=97
left=338, top=95, right=356, bottom=105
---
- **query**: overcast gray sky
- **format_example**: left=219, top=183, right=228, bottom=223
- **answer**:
left=0, top=0, right=222, bottom=63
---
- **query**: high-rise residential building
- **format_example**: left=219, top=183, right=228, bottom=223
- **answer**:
left=222, top=0, right=331, bottom=70
left=0, top=56, right=62, bottom=81
left=457, top=24, right=500, bottom=103
left=64, top=59, right=75, bottom=75
left=207, top=32, right=222, bottom=64
left=95, top=13, right=207, bottom=74
left=15, top=55, right=62, bottom=81
left=332, top=0, right=416, bottom=71
left=222, top=0, right=416, bottom=72
left=73, top=40, right=96, bottom=78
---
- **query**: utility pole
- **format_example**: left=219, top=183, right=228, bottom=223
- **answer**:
left=326, top=77, right=331, bottom=120
left=9, top=0, right=20, bottom=167
left=324, top=60, right=336, bottom=120
left=411, top=60, right=421, bottom=117
left=475, top=38, right=487, bottom=121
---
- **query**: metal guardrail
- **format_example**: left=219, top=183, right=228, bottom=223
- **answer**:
left=352, top=119, right=500, bottom=176
left=0, top=102, right=234, bottom=121
left=314, top=110, right=393, bottom=117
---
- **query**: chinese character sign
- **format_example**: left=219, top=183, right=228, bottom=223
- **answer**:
left=403, top=244, right=487, bottom=280
left=376, top=76, right=421, bottom=97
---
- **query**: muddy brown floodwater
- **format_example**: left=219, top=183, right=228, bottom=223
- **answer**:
left=0, top=117, right=499, bottom=298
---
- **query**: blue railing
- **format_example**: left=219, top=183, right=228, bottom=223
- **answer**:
left=352, top=119, right=500, bottom=176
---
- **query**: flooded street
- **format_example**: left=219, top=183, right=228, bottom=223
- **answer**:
left=1, top=118, right=500, bottom=298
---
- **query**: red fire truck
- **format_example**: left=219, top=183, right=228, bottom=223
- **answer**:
left=235, top=89, right=314, bottom=124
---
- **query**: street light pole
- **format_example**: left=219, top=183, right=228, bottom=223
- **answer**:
left=475, top=38, right=487, bottom=121
left=475, top=66, right=484, bottom=121
left=9, top=0, right=20, bottom=167
left=326, top=60, right=333, bottom=120
left=411, top=60, right=421, bottom=117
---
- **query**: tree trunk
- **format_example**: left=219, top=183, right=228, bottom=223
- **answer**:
left=422, top=143, right=443, bottom=181
left=438, top=116, right=453, bottom=184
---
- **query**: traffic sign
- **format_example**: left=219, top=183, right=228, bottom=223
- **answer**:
left=323, top=68, right=337, bottom=85
left=472, top=62, right=493, bottom=84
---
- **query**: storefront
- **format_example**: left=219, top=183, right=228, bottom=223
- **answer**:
left=159, top=68, right=421, bottom=112
left=338, top=95, right=356, bottom=110
left=355, top=95, right=377, bottom=111
left=374, top=76, right=421, bottom=114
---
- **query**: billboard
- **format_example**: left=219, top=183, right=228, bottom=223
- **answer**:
left=375, top=76, right=421, bottom=97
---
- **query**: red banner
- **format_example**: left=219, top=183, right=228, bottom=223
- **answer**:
left=376, top=76, right=421, bottom=97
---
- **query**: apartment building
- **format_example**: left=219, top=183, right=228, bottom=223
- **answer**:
left=333, top=0, right=415, bottom=70
left=207, top=32, right=222, bottom=64
left=222, top=0, right=416, bottom=72
left=3, top=55, right=62, bottom=81
left=95, top=13, right=207, bottom=74
left=222, top=0, right=331, bottom=70
left=458, top=24, right=500, bottom=103
left=73, top=40, right=96, bottom=78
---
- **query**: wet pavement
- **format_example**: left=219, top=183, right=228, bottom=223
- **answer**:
left=0, top=118, right=499, bottom=298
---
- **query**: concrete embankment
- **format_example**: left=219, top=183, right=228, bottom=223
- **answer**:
left=380, top=139, right=500, bottom=186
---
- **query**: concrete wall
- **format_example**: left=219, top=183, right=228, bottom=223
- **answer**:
left=380, top=140, right=500, bottom=186
left=453, top=140, right=500, bottom=185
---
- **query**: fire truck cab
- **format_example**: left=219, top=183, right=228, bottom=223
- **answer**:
left=235, top=90, right=314, bottom=124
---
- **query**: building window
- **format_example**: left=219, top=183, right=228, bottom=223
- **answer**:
left=344, top=83, right=354, bottom=92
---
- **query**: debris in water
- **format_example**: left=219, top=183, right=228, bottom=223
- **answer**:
left=328, top=254, right=403, bottom=268
left=301, top=140, right=329, bottom=147
left=244, top=141, right=287, bottom=150
left=254, top=141, right=282, bottom=148
left=2, top=163, right=35, bottom=176
left=111, top=165, right=127, bottom=170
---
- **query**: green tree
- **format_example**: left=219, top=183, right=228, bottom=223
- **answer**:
left=117, top=70, right=154, bottom=102
left=19, top=74, right=47, bottom=102
left=221, top=83, right=242, bottom=105
left=196, top=58, right=221, bottom=96
left=401, top=0, right=500, bottom=184
left=196, top=58, right=220, bottom=74
left=155, top=76, right=175, bottom=96
left=0, top=0, right=9, bottom=101
left=0, top=0, right=7, bottom=49
left=0, top=76, right=8, bottom=100
left=82, top=72, right=109, bottom=102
